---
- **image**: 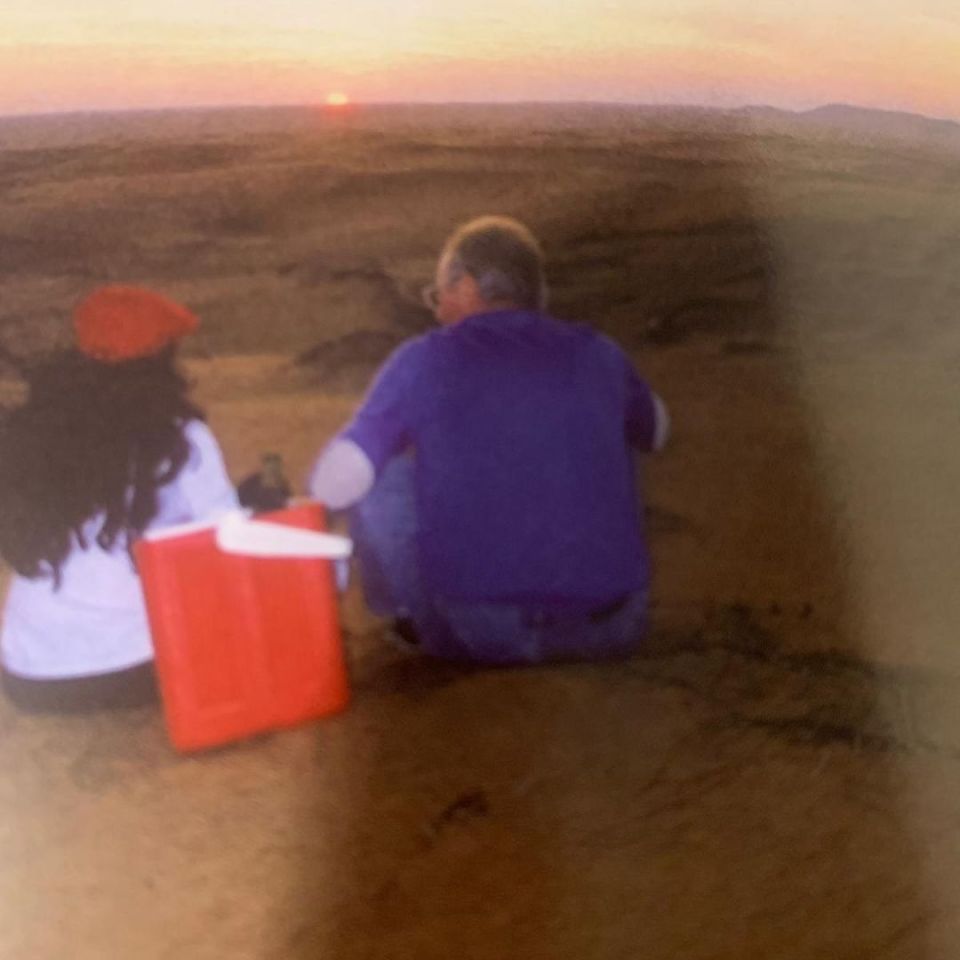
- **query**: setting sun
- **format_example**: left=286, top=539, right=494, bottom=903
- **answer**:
left=325, top=92, right=350, bottom=107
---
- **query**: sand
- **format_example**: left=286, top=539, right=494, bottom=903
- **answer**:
left=1, top=103, right=959, bottom=958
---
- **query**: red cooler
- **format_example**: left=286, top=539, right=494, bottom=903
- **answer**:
left=135, top=502, right=350, bottom=752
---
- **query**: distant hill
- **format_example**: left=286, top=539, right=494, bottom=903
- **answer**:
left=738, top=102, right=960, bottom=148
left=803, top=103, right=960, bottom=141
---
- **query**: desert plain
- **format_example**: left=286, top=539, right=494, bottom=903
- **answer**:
left=1, top=102, right=959, bottom=958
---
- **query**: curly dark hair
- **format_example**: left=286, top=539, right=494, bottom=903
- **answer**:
left=0, top=346, right=204, bottom=584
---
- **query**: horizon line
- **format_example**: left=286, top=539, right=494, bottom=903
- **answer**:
left=2, top=98, right=959, bottom=127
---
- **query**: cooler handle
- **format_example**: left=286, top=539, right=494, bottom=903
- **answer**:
left=215, top=511, right=353, bottom=560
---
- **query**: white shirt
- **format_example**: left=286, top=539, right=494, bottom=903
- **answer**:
left=1, top=420, right=238, bottom=679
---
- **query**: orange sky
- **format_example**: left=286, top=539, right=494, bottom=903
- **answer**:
left=3, top=1, right=960, bottom=119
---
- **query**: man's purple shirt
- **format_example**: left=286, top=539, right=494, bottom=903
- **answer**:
left=341, top=309, right=658, bottom=607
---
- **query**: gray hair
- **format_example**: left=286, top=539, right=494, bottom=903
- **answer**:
left=441, top=216, right=547, bottom=310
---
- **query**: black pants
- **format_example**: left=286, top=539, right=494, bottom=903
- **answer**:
left=1, top=662, right=158, bottom=714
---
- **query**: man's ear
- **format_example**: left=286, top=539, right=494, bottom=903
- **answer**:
left=457, top=272, right=484, bottom=312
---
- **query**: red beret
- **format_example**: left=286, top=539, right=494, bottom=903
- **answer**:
left=73, top=286, right=199, bottom=362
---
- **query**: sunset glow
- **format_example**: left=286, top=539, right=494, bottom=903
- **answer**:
left=3, top=1, right=960, bottom=120
left=325, top=92, right=350, bottom=108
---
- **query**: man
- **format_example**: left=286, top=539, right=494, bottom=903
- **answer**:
left=309, top=215, right=668, bottom=664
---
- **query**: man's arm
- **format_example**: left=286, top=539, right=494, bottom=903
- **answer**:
left=308, top=438, right=376, bottom=510
left=625, top=366, right=669, bottom=453
left=596, top=334, right=668, bottom=453
left=307, top=337, right=424, bottom=509
left=650, top=392, right=670, bottom=452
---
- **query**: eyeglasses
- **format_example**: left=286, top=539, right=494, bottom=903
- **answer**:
left=421, top=284, right=440, bottom=311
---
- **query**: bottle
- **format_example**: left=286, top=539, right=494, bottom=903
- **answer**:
left=237, top=452, right=291, bottom=513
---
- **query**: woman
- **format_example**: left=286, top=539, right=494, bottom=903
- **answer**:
left=0, top=285, right=238, bottom=711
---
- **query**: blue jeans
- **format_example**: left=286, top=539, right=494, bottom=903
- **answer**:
left=349, top=456, right=648, bottom=665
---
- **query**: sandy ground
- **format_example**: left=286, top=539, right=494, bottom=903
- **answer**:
left=1, top=104, right=960, bottom=958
